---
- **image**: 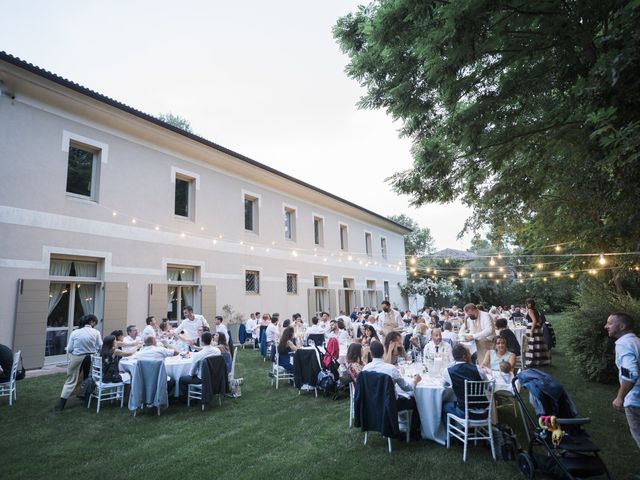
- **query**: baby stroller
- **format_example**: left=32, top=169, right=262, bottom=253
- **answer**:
left=512, top=369, right=611, bottom=479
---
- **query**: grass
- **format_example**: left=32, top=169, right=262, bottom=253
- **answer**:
left=0, top=315, right=636, bottom=480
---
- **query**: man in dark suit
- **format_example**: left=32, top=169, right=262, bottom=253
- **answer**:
left=442, top=344, right=489, bottom=418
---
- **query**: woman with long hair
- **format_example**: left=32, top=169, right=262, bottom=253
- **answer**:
left=346, top=343, right=364, bottom=381
left=277, top=326, right=297, bottom=373
left=100, top=334, right=134, bottom=383
left=214, top=332, right=233, bottom=376
left=524, top=298, right=551, bottom=367
left=383, top=331, right=409, bottom=365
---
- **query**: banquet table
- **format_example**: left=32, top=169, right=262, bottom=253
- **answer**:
left=512, top=326, right=527, bottom=349
left=120, top=356, right=193, bottom=397
left=402, top=363, right=455, bottom=445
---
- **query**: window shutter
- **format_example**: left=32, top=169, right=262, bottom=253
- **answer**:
left=103, top=282, right=128, bottom=336
left=14, top=279, right=49, bottom=370
left=328, top=289, right=337, bottom=317
left=355, top=290, right=362, bottom=310
left=338, top=289, right=346, bottom=313
left=307, top=288, right=315, bottom=325
left=201, top=285, right=217, bottom=323
left=376, top=290, right=384, bottom=307
left=148, top=283, right=168, bottom=321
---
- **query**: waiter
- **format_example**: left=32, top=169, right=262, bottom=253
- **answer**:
left=379, top=300, right=402, bottom=338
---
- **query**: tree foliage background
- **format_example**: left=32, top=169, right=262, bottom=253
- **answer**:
left=157, top=112, right=193, bottom=133
left=335, top=0, right=640, bottom=294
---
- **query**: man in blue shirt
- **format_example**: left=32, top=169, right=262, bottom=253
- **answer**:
left=605, top=311, right=640, bottom=473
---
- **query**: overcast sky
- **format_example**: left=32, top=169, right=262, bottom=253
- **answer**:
left=1, top=0, right=472, bottom=250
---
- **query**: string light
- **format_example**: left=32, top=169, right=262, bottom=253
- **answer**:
left=553, top=271, right=561, bottom=277
left=599, top=254, right=606, bottom=265
left=444, top=258, right=450, bottom=264
left=489, top=257, right=496, bottom=266
left=537, top=263, right=544, bottom=270
left=410, top=257, right=417, bottom=265
left=131, top=218, right=136, bottom=224
left=555, top=245, right=562, bottom=252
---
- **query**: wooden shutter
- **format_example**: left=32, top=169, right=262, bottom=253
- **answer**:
left=355, top=290, right=362, bottom=309
left=376, top=290, right=384, bottom=307
left=201, top=285, right=217, bottom=323
left=14, top=279, right=49, bottom=370
left=328, top=289, right=337, bottom=317
left=103, top=282, right=128, bottom=336
left=148, top=283, right=168, bottom=321
left=307, top=288, right=315, bottom=324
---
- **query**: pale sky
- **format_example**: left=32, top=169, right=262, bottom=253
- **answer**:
left=0, top=0, right=472, bottom=250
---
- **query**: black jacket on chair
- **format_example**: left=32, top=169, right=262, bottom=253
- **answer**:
left=293, top=348, right=321, bottom=388
left=354, top=371, right=400, bottom=439
left=500, top=328, right=521, bottom=357
left=200, top=356, right=228, bottom=406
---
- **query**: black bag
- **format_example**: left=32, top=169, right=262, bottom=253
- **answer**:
left=332, top=375, right=352, bottom=401
left=15, top=357, right=26, bottom=381
left=78, top=377, right=96, bottom=407
left=491, top=423, right=520, bottom=461
left=317, top=370, right=336, bottom=396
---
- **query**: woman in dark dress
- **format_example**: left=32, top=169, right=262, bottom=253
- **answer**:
left=524, top=298, right=551, bottom=367
left=100, top=335, right=133, bottom=383
left=277, top=326, right=298, bottom=373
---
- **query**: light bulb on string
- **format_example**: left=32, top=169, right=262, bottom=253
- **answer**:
left=589, top=269, right=597, bottom=275
left=444, top=258, right=450, bottom=264
left=459, top=268, right=466, bottom=276
left=155, top=226, right=160, bottom=231
left=569, top=273, right=575, bottom=279
left=598, top=254, right=606, bottom=265
left=555, top=245, right=562, bottom=252
left=537, top=263, right=544, bottom=270
left=131, top=218, right=137, bottom=224
left=499, top=267, right=504, bottom=272
left=410, top=256, right=417, bottom=265
left=489, top=257, right=496, bottom=266
left=497, top=254, right=502, bottom=259
left=553, top=271, right=561, bottom=278
left=542, top=277, right=548, bottom=282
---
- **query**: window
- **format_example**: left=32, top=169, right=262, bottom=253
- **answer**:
left=381, top=237, right=388, bottom=259
left=365, top=232, right=372, bottom=256
left=313, top=216, right=324, bottom=246
left=365, top=280, right=377, bottom=308
left=174, top=177, right=192, bottom=218
left=284, top=207, right=296, bottom=241
left=383, top=281, right=390, bottom=301
left=244, top=195, right=259, bottom=232
left=286, top=273, right=298, bottom=294
left=46, top=258, right=100, bottom=360
left=246, top=270, right=260, bottom=294
left=66, top=144, right=99, bottom=199
left=312, top=276, right=329, bottom=314
left=167, top=266, right=198, bottom=322
left=339, top=224, right=349, bottom=251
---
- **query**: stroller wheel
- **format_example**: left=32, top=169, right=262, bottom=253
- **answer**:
left=517, top=452, right=535, bottom=479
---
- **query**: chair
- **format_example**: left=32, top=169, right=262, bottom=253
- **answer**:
left=446, top=379, right=496, bottom=462
left=239, top=325, right=255, bottom=349
left=521, top=335, right=529, bottom=370
left=87, top=355, right=125, bottom=413
left=293, top=347, right=321, bottom=397
left=349, top=381, right=355, bottom=427
left=354, top=371, right=413, bottom=453
left=0, top=351, right=21, bottom=406
left=128, top=359, right=168, bottom=416
left=270, top=345, right=294, bottom=389
left=188, top=356, right=228, bottom=410
left=230, top=346, right=238, bottom=380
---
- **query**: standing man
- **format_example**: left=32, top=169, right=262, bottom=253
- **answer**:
left=175, top=306, right=210, bottom=342
left=460, top=303, right=494, bottom=363
left=214, top=315, right=229, bottom=340
left=379, top=300, right=402, bottom=338
left=54, top=314, right=102, bottom=411
left=605, top=312, right=640, bottom=463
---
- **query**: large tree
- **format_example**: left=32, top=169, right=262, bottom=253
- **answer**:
left=335, top=0, right=640, bottom=293
left=388, top=213, right=435, bottom=257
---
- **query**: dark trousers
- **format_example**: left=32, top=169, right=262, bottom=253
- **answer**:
left=178, top=374, right=201, bottom=397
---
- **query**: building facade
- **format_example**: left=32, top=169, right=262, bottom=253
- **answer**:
left=0, top=53, right=410, bottom=369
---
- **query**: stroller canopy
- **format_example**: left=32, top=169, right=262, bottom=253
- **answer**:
left=516, top=368, right=578, bottom=418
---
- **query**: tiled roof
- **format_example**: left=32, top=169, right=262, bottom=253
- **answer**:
left=0, top=51, right=411, bottom=234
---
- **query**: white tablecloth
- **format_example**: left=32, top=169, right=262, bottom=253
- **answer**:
left=120, top=356, right=193, bottom=397
left=512, top=326, right=527, bottom=348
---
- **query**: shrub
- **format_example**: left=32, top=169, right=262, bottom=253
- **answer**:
left=563, top=282, right=640, bottom=383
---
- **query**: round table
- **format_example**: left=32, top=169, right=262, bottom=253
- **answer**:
left=120, top=356, right=193, bottom=397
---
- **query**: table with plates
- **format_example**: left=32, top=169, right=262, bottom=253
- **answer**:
left=120, top=355, right=193, bottom=397
left=401, top=362, right=455, bottom=446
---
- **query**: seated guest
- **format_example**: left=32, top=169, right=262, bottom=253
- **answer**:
left=494, top=318, right=521, bottom=357
left=192, top=327, right=207, bottom=351
left=442, top=344, right=489, bottom=418
left=442, top=321, right=458, bottom=347
left=266, top=315, right=280, bottom=345
left=0, top=343, right=14, bottom=383
left=212, top=332, right=233, bottom=380
left=423, top=328, right=453, bottom=363
left=306, top=316, right=325, bottom=336
left=293, top=315, right=306, bottom=344
left=361, top=325, right=380, bottom=346
left=481, top=335, right=516, bottom=372
left=158, top=321, right=177, bottom=342
left=346, top=343, right=364, bottom=381
left=214, top=315, right=229, bottom=340
left=259, top=313, right=271, bottom=342
left=319, top=312, right=331, bottom=334
left=277, top=326, right=298, bottom=373
left=133, top=336, right=179, bottom=393
left=409, top=323, right=430, bottom=353
left=122, top=325, right=143, bottom=353
left=178, top=332, right=221, bottom=395
left=245, top=313, right=258, bottom=340
left=383, top=331, right=409, bottom=365
left=141, top=316, right=158, bottom=340
left=363, top=341, right=421, bottom=429
left=100, top=334, right=134, bottom=383
left=511, top=307, right=525, bottom=321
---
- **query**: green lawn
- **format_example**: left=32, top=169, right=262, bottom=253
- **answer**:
left=0, top=315, right=636, bottom=479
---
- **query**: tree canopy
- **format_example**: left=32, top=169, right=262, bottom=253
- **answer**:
left=157, top=112, right=193, bottom=133
left=335, top=0, right=640, bottom=292
left=388, top=213, right=435, bottom=257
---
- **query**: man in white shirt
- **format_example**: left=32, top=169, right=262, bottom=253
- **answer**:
left=306, top=316, right=325, bottom=337
left=214, top=315, right=229, bottom=340
left=122, top=325, right=143, bottom=353
left=245, top=313, right=258, bottom=339
left=442, top=321, right=459, bottom=348
left=319, top=311, right=331, bottom=335
left=337, top=310, right=351, bottom=331
left=133, top=336, right=179, bottom=361
left=178, top=331, right=221, bottom=396
left=175, top=306, right=210, bottom=341
left=266, top=316, right=280, bottom=344
left=460, top=303, right=494, bottom=363
left=54, top=314, right=103, bottom=411
left=363, top=341, right=421, bottom=429
left=378, top=300, right=403, bottom=337
left=423, top=328, right=453, bottom=363
left=141, top=316, right=158, bottom=340
left=327, top=319, right=339, bottom=338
